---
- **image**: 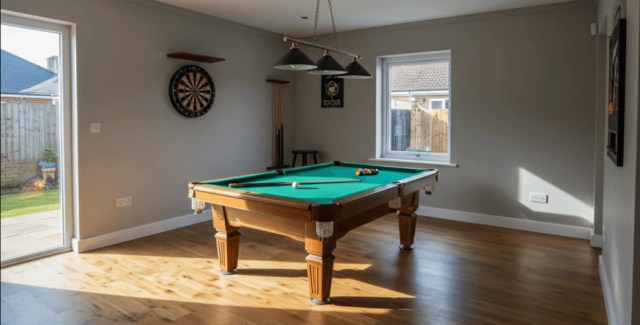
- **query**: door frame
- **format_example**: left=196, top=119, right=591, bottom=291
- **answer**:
left=1, top=10, right=76, bottom=267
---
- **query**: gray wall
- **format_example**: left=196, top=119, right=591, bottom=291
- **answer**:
left=2, top=0, right=639, bottom=321
left=292, top=2, right=598, bottom=228
left=1, top=0, right=294, bottom=239
left=597, top=0, right=640, bottom=323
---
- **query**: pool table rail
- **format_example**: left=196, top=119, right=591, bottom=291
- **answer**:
left=396, top=169, right=438, bottom=194
left=189, top=183, right=314, bottom=221
left=190, top=182, right=313, bottom=208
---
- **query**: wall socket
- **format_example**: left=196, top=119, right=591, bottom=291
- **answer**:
left=115, top=196, right=132, bottom=207
left=529, top=192, right=548, bottom=203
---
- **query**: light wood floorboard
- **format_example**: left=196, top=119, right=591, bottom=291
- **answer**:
left=1, top=215, right=606, bottom=324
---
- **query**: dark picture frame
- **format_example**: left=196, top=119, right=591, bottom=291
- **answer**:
left=321, top=76, right=344, bottom=108
left=606, top=18, right=626, bottom=166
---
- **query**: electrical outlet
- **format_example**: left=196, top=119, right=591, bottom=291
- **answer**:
left=115, top=196, right=132, bottom=207
left=90, top=122, right=102, bottom=133
left=529, top=192, right=548, bottom=203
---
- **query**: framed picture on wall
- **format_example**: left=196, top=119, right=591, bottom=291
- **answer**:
left=606, top=18, right=626, bottom=166
left=321, top=76, right=344, bottom=108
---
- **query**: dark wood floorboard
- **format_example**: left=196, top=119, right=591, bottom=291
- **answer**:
left=1, top=215, right=606, bottom=324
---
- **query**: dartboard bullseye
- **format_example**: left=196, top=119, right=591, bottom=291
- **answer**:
left=169, top=65, right=215, bottom=118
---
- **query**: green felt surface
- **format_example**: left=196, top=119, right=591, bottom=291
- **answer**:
left=203, top=162, right=430, bottom=204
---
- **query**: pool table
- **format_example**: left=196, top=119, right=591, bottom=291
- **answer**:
left=188, top=161, right=438, bottom=304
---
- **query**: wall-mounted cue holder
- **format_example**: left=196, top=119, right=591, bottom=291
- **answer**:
left=167, top=52, right=225, bottom=63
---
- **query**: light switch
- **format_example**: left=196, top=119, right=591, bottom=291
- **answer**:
left=90, top=122, right=102, bottom=133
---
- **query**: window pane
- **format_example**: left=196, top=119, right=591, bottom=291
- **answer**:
left=1, top=23, right=65, bottom=261
left=431, top=100, right=443, bottom=109
left=388, top=61, right=450, bottom=154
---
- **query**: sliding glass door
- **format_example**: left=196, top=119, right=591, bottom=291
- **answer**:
left=1, top=12, right=73, bottom=266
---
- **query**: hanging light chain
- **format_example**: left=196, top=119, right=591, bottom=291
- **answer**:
left=312, top=0, right=321, bottom=44
left=327, top=0, right=339, bottom=49
left=311, top=0, right=339, bottom=49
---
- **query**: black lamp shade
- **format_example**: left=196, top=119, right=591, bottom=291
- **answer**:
left=338, top=59, right=372, bottom=79
left=307, top=52, right=347, bottom=75
left=274, top=47, right=317, bottom=70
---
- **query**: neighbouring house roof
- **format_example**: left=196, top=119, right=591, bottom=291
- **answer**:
left=1, top=49, right=58, bottom=97
left=391, top=61, right=449, bottom=92
left=19, top=76, right=59, bottom=97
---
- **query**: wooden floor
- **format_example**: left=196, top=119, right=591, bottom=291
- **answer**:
left=1, top=215, right=606, bottom=324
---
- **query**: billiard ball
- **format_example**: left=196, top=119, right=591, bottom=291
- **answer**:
left=292, top=181, right=300, bottom=188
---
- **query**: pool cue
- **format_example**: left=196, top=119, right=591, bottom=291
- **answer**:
left=266, top=79, right=289, bottom=169
left=275, top=84, right=280, bottom=167
left=229, top=179, right=361, bottom=188
left=278, top=84, right=284, bottom=167
left=276, top=83, right=282, bottom=167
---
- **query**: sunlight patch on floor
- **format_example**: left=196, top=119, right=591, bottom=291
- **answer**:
left=1, top=252, right=411, bottom=313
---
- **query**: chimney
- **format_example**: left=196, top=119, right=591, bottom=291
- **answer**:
left=46, top=56, right=58, bottom=73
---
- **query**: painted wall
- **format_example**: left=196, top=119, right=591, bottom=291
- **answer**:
left=292, top=3, right=598, bottom=228
left=1, top=0, right=294, bottom=239
left=596, top=0, right=640, bottom=323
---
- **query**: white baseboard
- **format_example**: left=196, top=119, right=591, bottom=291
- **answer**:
left=72, top=210, right=210, bottom=253
left=599, top=255, right=618, bottom=325
left=417, top=206, right=591, bottom=239
left=72, top=206, right=592, bottom=252
left=590, top=230, right=604, bottom=248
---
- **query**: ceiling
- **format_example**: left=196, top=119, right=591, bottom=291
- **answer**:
left=155, top=0, right=576, bottom=37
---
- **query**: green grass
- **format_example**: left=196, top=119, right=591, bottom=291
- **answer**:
left=0, top=189, right=60, bottom=218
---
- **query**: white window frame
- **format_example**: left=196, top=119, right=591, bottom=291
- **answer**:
left=376, top=50, right=451, bottom=164
left=429, top=98, right=449, bottom=110
left=1, top=11, right=76, bottom=267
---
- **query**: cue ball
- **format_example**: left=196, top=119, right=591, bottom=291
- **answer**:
left=292, top=182, right=300, bottom=188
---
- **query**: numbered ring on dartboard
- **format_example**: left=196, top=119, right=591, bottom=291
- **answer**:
left=169, top=65, right=216, bottom=118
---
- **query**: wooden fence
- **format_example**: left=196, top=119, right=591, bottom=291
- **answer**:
left=391, top=108, right=448, bottom=153
left=1, top=102, right=59, bottom=162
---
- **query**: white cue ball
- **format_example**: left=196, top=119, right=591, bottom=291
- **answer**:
left=292, top=181, right=300, bottom=188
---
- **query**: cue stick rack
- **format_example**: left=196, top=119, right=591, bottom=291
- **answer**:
left=266, top=79, right=290, bottom=170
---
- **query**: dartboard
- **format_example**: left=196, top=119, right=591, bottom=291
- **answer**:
left=169, top=65, right=215, bottom=118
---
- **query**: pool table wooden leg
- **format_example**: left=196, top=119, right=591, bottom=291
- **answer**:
left=398, top=191, right=419, bottom=250
left=305, top=223, right=336, bottom=304
left=213, top=205, right=241, bottom=275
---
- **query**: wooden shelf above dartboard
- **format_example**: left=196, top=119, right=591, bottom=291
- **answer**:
left=167, top=52, right=226, bottom=63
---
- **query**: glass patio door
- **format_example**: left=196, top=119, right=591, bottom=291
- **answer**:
left=1, top=12, right=73, bottom=266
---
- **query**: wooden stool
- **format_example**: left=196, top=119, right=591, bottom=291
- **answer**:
left=291, top=150, right=319, bottom=167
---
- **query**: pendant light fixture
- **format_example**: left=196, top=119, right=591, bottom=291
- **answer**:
left=338, top=58, right=372, bottom=79
left=307, top=50, right=346, bottom=75
left=273, top=0, right=372, bottom=79
left=273, top=42, right=317, bottom=71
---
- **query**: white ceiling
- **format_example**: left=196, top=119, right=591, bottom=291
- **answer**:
left=155, top=0, right=575, bottom=37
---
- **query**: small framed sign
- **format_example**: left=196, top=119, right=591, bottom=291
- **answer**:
left=321, top=76, right=344, bottom=108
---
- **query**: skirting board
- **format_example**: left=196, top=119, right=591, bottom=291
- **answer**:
left=599, top=255, right=618, bottom=325
left=417, top=206, right=591, bottom=239
left=72, top=210, right=211, bottom=253
left=590, top=230, right=604, bottom=248
left=73, top=206, right=592, bottom=252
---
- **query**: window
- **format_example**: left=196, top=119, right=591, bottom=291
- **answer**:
left=377, top=51, right=451, bottom=163
left=429, top=98, right=450, bottom=109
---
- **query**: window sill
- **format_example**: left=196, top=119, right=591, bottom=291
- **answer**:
left=369, top=157, right=459, bottom=167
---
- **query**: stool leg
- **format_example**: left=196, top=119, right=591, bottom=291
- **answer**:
left=292, top=154, right=297, bottom=167
left=302, top=154, right=308, bottom=166
left=313, top=153, right=318, bottom=164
